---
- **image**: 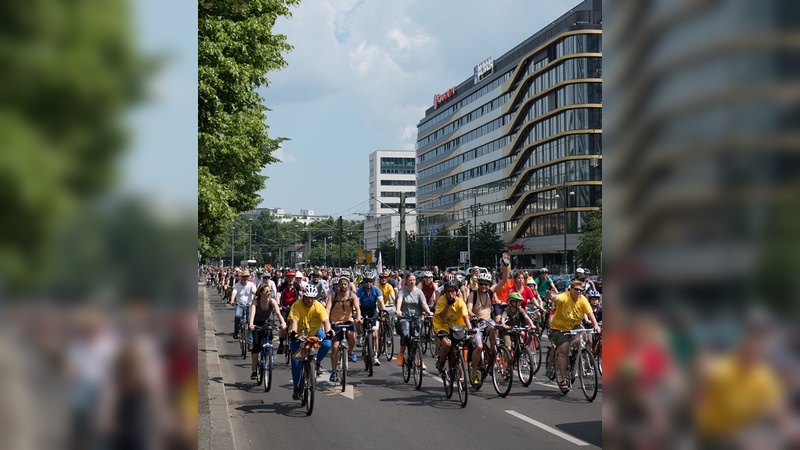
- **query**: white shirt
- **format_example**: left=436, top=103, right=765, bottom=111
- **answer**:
left=232, top=281, right=257, bottom=306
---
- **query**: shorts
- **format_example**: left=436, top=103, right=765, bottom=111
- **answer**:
left=470, top=319, right=494, bottom=347
left=492, top=304, right=507, bottom=318
left=251, top=325, right=272, bottom=354
left=331, top=322, right=355, bottom=343
left=549, top=326, right=583, bottom=348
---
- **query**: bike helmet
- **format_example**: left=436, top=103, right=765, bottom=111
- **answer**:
left=330, top=277, right=339, bottom=286
left=284, top=269, right=296, bottom=278
left=310, top=271, right=320, bottom=277
left=422, top=271, right=433, bottom=278
left=339, top=271, right=351, bottom=280
left=302, top=285, right=318, bottom=298
left=295, top=271, right=305, bottom=279
left=587, top=290, right=600, bottom=298
left=539, top=267, right=549, bottom=273
left=477, top=272, right=493, bottom=283
left=526, top=277, right=536, bottom=285
left=508, top=292, right=523, bottom=303
left=443, top=280, right=460, bottom=292
left=363, top=270, right=376, bottom=281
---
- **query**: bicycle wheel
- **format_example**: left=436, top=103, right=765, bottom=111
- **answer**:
left=420, top=326, right=429, bottom=354
left=365, top=334, right=374, bottom=377
left=517, top=346, right=534, bottom=387
left=428, top=329, right=438, bottom=357
left=340, top=346, right=348, bottom=392
left=578, top=349, right=598, bottom=402
left=256, top=352, right=264, bottom=385
left=305, top=362, right=315, bottom=416
left=442, top=355, right=453, bottom=399
left=528, top=333, right=542, bottom=375
left=384, top=325, right=394, bottom=361
left=455, top=351, right=468, bottom=407
left=413, top=343, right=423, bottom=391
left=264, top=347, right=273, bottom=392
left=402, top=349, right=410, bottom=383
left=378, top=324, right=386, bottom=357
left=545, top=347, right=557, bottom=380
left=239, top=325, right=246, bottom=358
left=492, top=345, right=512, bottom=397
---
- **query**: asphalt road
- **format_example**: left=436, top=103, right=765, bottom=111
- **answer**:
left=203, top=286, right=601, bottom=450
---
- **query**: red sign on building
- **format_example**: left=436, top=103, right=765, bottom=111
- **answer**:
left=433, top=87, right=456, bottom=109
left=507, top=243, right=525, bottom=251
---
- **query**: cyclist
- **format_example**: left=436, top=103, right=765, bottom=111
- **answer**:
left=229, top=270, right=257, bottom=344
left=395, top=272, right=432, bottom=368
left=309, top=271, right=329, bottom=306
left=276, top=269, right=301, bottom=355
left=356, top=271, right=384, bottom=367
left=535, top=267, right=558, bottom=297
left=377, top=271, right=397, bottom=318
left=433, top=280, right=471, bottom=373
left=500, top=292, right=536, bottom=349
left=288, top=285, right=334, bottom=400
left=248, top=282, right=287, bottom=380
left=467, top=272, right=498, bottom=384
left=326, top=276, right=360, bottom=382
left=418, top=271, right=438, bottom=311
left=581, top=269, right=597, bottom=294
left=525, top=277, right=542, bottom=310
left=547, top=280, right=601, bottom=390
left=583, top=290, right=602, bottom=327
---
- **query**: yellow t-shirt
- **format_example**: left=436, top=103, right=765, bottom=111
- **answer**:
left=288, top=299, right=328, bottom=336
left=433, top=295, right=468, bottom=334
left=377, top=282, right=395, bottom=306
left=549, top=292, right=592, bottom=331
left=696, top=355, right=781, bottom=437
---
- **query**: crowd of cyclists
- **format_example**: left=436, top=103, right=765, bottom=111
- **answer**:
left=203, top=258, right=603, bottom=404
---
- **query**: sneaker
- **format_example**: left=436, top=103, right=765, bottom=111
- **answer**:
left=396, top=352, right=404, bottom=366
left=292, top=388, right=301, bottom=400
left=251, top=371, right=257, bottom=380
left=329, top=371, right=338, bottom=382
left=373, top=357, right=381, bottom=367
left=471, top=372, right=481, bottom=385
left=350, top=352, right=357, bottom=363
left=277, top=343, right=285, bottom=354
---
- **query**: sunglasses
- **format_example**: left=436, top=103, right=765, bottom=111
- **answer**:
left=479, top=282, right=491, bottom=287
left=571, top=287, right=582, bottom=291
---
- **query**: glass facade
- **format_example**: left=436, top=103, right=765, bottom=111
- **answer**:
left=415, top=6, right=601, bottom=253
left=380, top=157, right=415, bottom=174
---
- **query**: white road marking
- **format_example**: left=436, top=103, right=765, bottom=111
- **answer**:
left=505, top=410, right=591, bottom=446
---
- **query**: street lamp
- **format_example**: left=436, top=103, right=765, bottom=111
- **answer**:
left=554, top=188, right=575, bottom=275
left=374, top=222, right=382, bottom=265
left=231, top=226, right=235, bottom=268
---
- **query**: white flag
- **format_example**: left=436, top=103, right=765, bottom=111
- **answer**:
left=376, top=251, right=383, bottom=275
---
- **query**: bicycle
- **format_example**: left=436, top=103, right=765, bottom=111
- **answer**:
left=238, top=309, right=250, bottom=360
left=438, top=326, right=469, bottom=407
left=590, top=321, right=602, bottom=376
left=378, top=309, right=395, bottom=361
left=502, top=325, right=535, bottom=387
left=361, top=316, right=378, bottom=377
left=419, top=315, right=435, bottom=357
left=399, top=315, right=424, bottom=390
left=252, top=322, right=276, bottom=392
left=465, top=321, right=496, bottom=391
left=331, top=322, right=354, bottom=392
left=281, top=306, right=292, bottom=365
left=489, top=324, right=514, bottom=397
left=293, top=333, right=319, bottom=416
left=544, top=328, right=599, bottom=402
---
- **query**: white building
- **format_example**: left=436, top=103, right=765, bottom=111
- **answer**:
left=242, top=207, right=331, bottom=225
left=364, top=150, right=417, bottom=259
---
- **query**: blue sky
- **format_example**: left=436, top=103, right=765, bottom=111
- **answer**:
left=259, top=0, right=582, bottom=219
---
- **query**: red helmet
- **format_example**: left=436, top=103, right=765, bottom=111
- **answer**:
left=284, top=269, right=296, bottom=278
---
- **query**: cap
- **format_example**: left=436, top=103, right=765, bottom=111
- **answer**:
left=295, top=271, right=304, bottom=278
left=239, top=269, right=251, bottom=277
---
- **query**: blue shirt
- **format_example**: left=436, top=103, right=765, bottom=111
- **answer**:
left=356, top=285, right=382, bottom=309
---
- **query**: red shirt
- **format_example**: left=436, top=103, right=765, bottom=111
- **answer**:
left=510, top=284, right=535, bottom=309
left=279, top=284, right=299, bottom=307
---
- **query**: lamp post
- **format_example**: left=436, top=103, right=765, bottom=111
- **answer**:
left=230, top=226, right=235, bottom=268
left=554, top=188, right=575, bottom=275
left=374, top=222, right=382, bottom=267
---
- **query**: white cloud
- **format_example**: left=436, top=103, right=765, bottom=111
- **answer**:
left=273, top=145, right=295, bottom=164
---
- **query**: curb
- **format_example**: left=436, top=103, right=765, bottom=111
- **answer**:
left=198, top=285, right=237, bottom=450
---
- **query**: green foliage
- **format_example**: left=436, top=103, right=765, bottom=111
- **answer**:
left=576, top=207, right=602, bottom=274
left=0, top=0, right=145, bottom=283
left=471, top=221, right=506, bottom=268
left=198, top=0, right=300, bottom=256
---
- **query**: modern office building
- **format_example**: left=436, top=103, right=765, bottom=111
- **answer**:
left=415, top=0, right=601, bottom=273
left=364, top=150, right=417, bottom=257
left=242, top=207, right=331, bottom=225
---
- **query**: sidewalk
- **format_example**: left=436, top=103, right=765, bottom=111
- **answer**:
left=198, top=284, right=236, bottom=450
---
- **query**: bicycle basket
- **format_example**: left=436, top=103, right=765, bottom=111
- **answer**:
left=292, top=336, right=321, bottom=360
left=450, top=326, right=466, bottom=341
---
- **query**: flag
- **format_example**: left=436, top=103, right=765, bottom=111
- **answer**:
left=376, top=251, right=383, bottom=275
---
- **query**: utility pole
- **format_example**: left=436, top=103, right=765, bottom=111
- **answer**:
left=338, top=216, right=343, bottom=268
left=231, top=226, right=235, bottom=268
left=399, top=192, right=406, bottom=271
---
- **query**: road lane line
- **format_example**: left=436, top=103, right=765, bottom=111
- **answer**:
left=505, top=410, right=591, bottom=446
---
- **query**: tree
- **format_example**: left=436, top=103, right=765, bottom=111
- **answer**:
left=576, top=206, right=602, bottom=274
left=0, top=0, right=146, bottom=284
left=471, top=221, right=505, bottom=268
left=198, top=0, right=300, bottom=256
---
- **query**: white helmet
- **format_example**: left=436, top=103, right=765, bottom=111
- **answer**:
left=302, top=285, right=318, bottom=298
left=296, top=271, right=305, bottom=278
left=363, top=271, right=377, bottom=281
left=576, top=268, right=585, bottom=274
left=477, top=272, right=493, bottom=283
left=423, top=271, right=433, bottom=278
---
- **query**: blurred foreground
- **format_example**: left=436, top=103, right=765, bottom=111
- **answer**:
left=604, top=0, right=800, bottom=448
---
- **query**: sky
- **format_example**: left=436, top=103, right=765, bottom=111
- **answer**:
left=259, top=0, right=583, bottom=220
